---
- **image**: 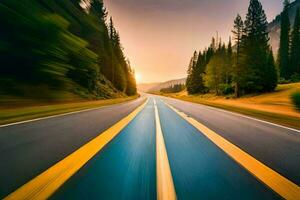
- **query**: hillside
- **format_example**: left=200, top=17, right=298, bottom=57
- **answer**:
left=0, top=0, right=137, bottom=104
left=268, top=0, right=300, bottom=54
left=138, top=78, right=186, bottom=92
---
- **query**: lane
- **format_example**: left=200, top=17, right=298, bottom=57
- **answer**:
left=162, top=96, right=300, bottom=185
left=0, top=97, right=145, bottom=199
left=156, top=97, right=280, bottom=199
left=51, top=99, right=156, bottom=200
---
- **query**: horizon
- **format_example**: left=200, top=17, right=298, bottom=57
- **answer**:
left=105, top=0, right=283, bottom=84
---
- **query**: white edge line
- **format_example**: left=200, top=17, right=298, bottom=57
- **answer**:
left=161, top=96, right=300, bottom=133
left=0, top=98, right=143, bottom=128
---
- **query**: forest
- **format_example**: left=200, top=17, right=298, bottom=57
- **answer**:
left=160, top=84, right=185, bottom=94
left=186, top=0, right=300, bottom=97
left=0, top=0, right=137, bottom=101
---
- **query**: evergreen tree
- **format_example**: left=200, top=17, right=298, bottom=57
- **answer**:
left=290, top=8, right=300, bottom=75
left=225, top=37, right=233, bottom=85
left=107, top=22, right=127, bottom=92
left=232, top=14, right=244, bottom=97
left=205, top=46, right=214, bottom=65
left=205, top=43, right=223, bottom=95
left=264, top=49, right=278, bottom=91
left=278, top=0, right=291, bottom=79
left=109, top=17, right=115, bottom=41
left=89, top=0, right=107, bottom=21
left=205, top=39, right=233, bottom=95
left=195, top=49, right=207, bottom=74
left=243, top=0, right=275, bottom=93
left=186, top=51, right=206, bottom=94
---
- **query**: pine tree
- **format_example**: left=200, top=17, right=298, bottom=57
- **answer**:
left=196, top=50, right=207, bottom=74
left=186, top=51, right=206, bottom=94
left=109, top=17, right=115, bottom=41
left=232, top=15, right=244, bottom=52
left=290, top=8, right=300, bottom=75
left=186, top=51, right=197, bottom=94
left=232, top=14, right=244, bottom=97
left=204, top=39, right=233, bottom=95
left=278, top=0, right=291, bottom=79
left=264, top=49, right=278, bottom=91
left=225, top=37, right=233, bottom=85
left=89, top=0, right=107, bottom=21
left=205, top=46, right=224, bottom=95
left=205, top=46, right=214, bottom=65
left=110, top=27, right=127, bottom=92
left=243, top=0, right=275, bottom=93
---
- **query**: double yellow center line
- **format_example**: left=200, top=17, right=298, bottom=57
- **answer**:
left=5, top=98, right=178, bottom=200
left=154, top=99, right=177, bottom=200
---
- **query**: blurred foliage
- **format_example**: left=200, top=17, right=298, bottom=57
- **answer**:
left=291, top=92, right=300, bottom=111
left=160, top=84, right=185, bottom=94
left=0, top=0, right=136, bottom=101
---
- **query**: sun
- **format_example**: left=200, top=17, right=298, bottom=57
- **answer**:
left=135, top=73, right=142, bottom=83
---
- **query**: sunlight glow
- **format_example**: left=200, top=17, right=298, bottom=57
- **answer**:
left=135, top=73, right=142, bottom=83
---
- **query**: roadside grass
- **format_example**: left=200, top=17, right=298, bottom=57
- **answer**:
left=159, top=83, right=300, bottom=130
left=0, top=95, right=139, bottom=125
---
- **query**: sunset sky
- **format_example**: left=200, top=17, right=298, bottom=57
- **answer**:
left=104, top=0, right=283, bottom=83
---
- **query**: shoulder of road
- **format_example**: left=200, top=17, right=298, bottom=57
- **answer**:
left=158, top=91, right=300, bottom=130
left=0, top=95, right=139, bottom=127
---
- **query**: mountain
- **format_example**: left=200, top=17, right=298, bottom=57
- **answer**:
left=268, top=0, right=300, bottom=54
left=137, top=82, right=160, bottom=93
left=138, top=78, right=186, bottom=92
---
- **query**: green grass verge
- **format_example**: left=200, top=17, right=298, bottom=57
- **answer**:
left=0, top=95, right=139, bottom=125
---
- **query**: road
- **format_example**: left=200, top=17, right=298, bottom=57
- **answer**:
left=0, top=97, right=146, bottom=198
left=0, top=95, right=299, bottom=199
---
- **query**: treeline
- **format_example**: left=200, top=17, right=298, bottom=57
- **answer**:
left=187, top=0, right=300, bottom=97
left=0, top=0, right=136, bottom=100
left=278, top=0, right=300, bottom=82
left=160, top=84, right=185, bottom=93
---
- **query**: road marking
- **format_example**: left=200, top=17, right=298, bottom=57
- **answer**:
left=154, top=99, right=177, bottom=200
left=165, top=101, right=300, bottom=200
left=4, top=99, right=148, bottom=200
left=0, top=98, right=142, bottom=128
left=162, top=97, right=300, bottom=132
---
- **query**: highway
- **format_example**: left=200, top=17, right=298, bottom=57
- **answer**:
left=1, top=95, right=299, bottom=199
left=0, top=97, right=146, bottom=198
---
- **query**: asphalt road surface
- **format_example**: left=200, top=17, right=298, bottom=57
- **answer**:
left=0, top=95, right=299, bottom=199
left=161, top=96, right=300, bottom=186
left=0, top=97, right=146, bottom=198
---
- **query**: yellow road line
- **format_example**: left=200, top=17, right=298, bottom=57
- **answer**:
left=154, top=99, right=177, bottom=200
left=165, top=102, right=300, bottom=200
left=5, top=99, right=148, bottom=200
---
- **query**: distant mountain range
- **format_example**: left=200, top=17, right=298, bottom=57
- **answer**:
left=138, top=78, right=186, bottom=92
left=268, top=0, right=300, bottom=54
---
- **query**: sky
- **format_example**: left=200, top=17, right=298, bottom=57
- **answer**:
left=104, top=0, right=283, bottom=83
